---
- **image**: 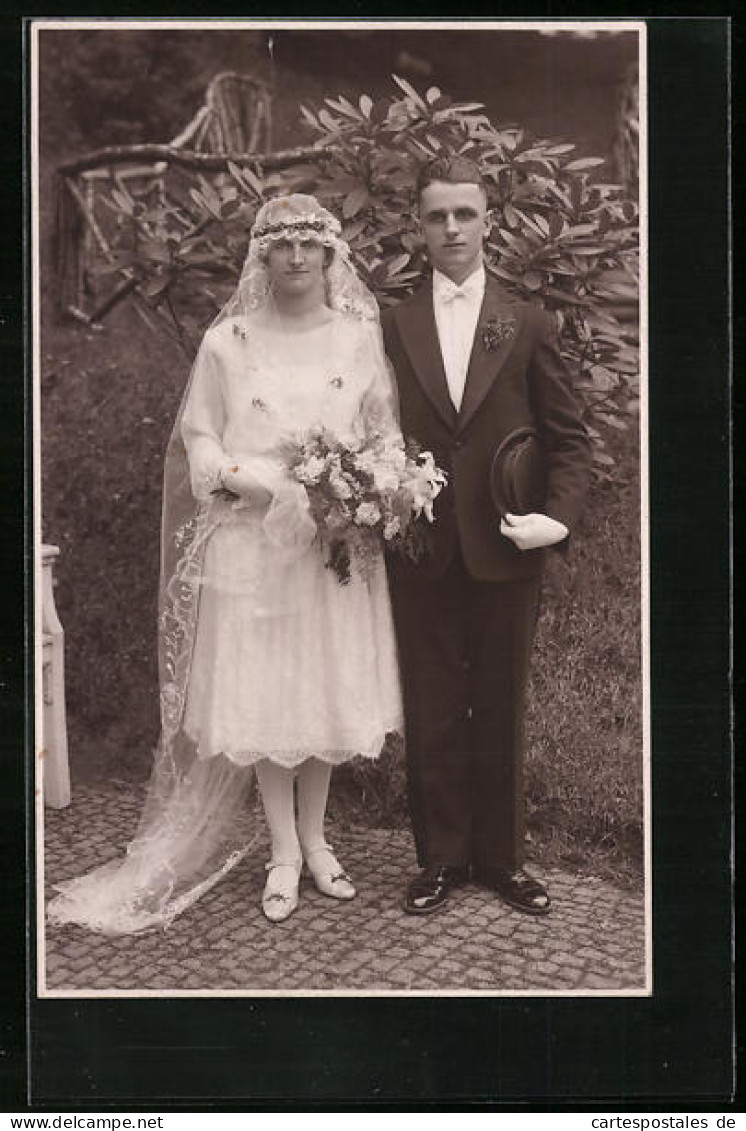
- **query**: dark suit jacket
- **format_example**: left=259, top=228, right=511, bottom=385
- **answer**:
left=382, top=275, right=592, bottom=582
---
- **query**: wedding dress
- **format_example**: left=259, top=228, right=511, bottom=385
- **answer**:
left=181, top=311, right=403, bottom=766
left=47, top=194, right=403, bottom=935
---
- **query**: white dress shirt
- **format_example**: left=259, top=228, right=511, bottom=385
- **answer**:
left=432, top=264, right=486, bottom=411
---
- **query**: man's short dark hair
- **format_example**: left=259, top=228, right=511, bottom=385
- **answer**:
left=416, top=155, right=487, bottom=198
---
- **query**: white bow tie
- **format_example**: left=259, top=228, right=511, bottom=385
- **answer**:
left=438, top=278, right=482, bottom=304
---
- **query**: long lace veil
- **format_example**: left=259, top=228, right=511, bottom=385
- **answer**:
left=47, top=194, right=394, bottom=935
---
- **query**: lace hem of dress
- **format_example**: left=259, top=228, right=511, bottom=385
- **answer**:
left=193, top=723, right=403, bottom=768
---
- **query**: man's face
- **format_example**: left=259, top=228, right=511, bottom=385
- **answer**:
left=419, top=180, right=489, bottom=285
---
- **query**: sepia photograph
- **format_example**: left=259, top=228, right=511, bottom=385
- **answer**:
left=33, top=18, right=647, bottom=998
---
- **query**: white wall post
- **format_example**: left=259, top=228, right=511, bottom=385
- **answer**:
left=41, top=544, right=71, bottom=809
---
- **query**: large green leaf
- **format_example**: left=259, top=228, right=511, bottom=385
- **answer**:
left=342, top=186, right=370, bottom=218
left=565, top=157, right=607, bottom=171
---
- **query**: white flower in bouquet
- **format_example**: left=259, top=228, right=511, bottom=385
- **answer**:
left=384, top=438, right=408, bottom=472
left=417, top=449, right=442, bottom=479
left=295, top=454, right=326, bottom=485
left=368, top=437, right=408, bottom=493
left=355, top=501, right=382, bottom=527
left=401, top=451, right=447, bottom=522
left=329, top=468, right=354, bottom=500
left=372, top=461, right=402, bottom=494
left=353, top=447, right=378, bottom=476
left=409, top=484, right=436, bottom=522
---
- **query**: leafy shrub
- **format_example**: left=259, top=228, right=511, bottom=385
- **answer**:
left=77, top=74, right=639, bottom=472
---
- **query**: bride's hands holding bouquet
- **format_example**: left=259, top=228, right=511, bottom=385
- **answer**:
left=221, top=465, right=273, bottom=507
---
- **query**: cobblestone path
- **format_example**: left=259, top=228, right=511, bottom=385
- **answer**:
left=42, top=784, right=647, bottom=995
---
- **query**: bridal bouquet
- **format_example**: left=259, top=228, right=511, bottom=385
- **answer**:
left=283, top=427, right=447, bottom=584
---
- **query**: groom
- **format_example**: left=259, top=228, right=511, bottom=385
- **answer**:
left=382, top=157, right=592, bottom=916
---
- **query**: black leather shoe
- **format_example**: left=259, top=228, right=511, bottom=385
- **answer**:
left=477, top=868, right=552, bottom=916
left=404, top=865, right=468, bottom=915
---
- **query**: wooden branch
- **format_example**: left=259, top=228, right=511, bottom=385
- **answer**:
left=132, top=294, right=194, bottom=359
left=168, top=105, right=210, bottom=151
left=64, top=305, right=94, bottom=325
left=58, top=140, right=334, bottom=178
left=88, top=275, right=140, bottom=323
left=62, top=177, right=117, bottom=264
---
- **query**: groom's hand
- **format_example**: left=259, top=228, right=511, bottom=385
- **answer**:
left=500, top=512, right=568, bottom=551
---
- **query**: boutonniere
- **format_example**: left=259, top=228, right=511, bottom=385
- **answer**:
left=481, top=313, right=517, bottom=352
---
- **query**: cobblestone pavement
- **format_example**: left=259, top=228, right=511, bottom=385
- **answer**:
left=42, top=783, right=647, bottom=995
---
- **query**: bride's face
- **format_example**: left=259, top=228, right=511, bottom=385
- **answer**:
left=266, top=236, right=327, bottom=299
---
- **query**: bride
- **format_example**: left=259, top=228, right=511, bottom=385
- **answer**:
left=48, top=194, right=404, bottom=932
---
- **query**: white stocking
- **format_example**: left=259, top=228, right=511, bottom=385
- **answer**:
left=296, top=758, right=333, bottom=855
left=254, top=759, right=300, bottom=865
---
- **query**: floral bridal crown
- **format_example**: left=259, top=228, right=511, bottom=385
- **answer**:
left=251, top=194, right=343, bottom=257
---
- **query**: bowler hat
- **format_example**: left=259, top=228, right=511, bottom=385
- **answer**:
left=490, top=427, right=546, bottom=517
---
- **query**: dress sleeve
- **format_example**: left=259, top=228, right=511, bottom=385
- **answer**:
left=359, top=319, right=402, bottom=441
left=180, top=333, right=235, bottom=500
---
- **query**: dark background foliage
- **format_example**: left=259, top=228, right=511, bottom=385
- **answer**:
left=39, top=27, right=642, bottom=885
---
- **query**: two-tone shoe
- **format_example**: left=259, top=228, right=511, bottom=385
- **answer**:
left=404, top=864, right=468, bottom=915
left=476, top=867, right=551, bottom=916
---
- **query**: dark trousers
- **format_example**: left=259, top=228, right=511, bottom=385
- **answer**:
left=390, top=551, right=541, bottom=874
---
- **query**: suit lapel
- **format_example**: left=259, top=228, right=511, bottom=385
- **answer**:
left=457, top=279, right=523, bottom=434
left=394, top=282, right=457, bottom=431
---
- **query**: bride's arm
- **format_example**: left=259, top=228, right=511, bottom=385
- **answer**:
left=359, top=319, right=402, bottom=441
left=180, top=335, right=235, bottom=500
left=180, top=334, right=273, bottom=504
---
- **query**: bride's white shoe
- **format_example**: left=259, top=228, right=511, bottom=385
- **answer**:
left=305, top=845, right=356, bottom=900
left=261, top=860, right=301, bottom=923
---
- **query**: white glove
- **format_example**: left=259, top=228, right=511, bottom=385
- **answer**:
left=500, top=512, right=569, bottom=551
left=221, top=464, right=273, bottom=507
